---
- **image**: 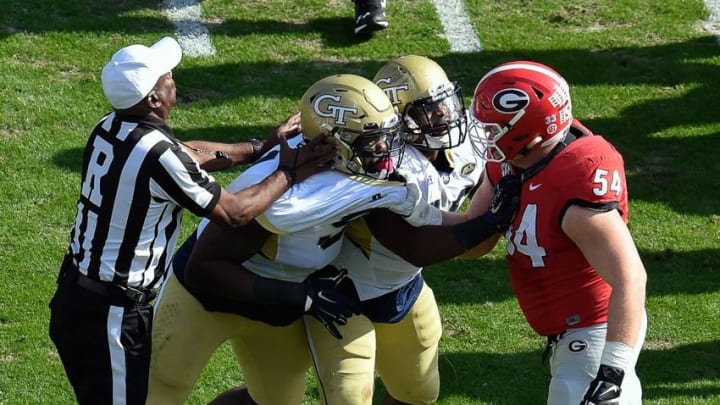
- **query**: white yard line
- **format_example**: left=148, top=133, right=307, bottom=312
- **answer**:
left=431, top=0, right=483, bottom=53
left=161, top=0, right=216, bottom=57
left=704, top=0, right=720, bottom=43
left=159, top=0, right=482, bottom=56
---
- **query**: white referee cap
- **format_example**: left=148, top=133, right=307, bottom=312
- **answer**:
left=101, top=37, right=182, bottom=109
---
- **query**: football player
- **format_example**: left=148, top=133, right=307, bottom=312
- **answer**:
left=147, top=73, right=517, bottom=405
left=303, top=55, right=487, bottom=405
left=462, top=60, right=647, bottom=405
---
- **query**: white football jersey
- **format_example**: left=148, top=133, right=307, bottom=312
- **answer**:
left=438, top=128, right=484, bottom=211
left=216, top=135, right=413, bottom=283
left=336, top=132, right=485, bottom=300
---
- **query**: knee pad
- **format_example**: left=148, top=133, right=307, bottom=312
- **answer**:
left=390, top=378, right=439, bottom=405
left=146, top=373, right=193, bottom=405
left=320, top=373, right=374, bottom=405
left=547, top=374, right=587, bottom=405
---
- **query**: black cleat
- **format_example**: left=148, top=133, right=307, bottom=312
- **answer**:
left=354, top=0, right=389, bottom=35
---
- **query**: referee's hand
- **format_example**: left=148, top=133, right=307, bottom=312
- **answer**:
left=262, top=112, right=302, bottom=156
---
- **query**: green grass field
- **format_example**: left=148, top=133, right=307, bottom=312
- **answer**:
left=1, top=0, right=719, bottom=404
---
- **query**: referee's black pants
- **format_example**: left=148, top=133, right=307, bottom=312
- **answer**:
left=49, top=281, right=153, bottom=405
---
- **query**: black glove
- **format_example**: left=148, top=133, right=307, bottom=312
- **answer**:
left=452, top=175, right=522, bottom=250
left=580, top=364, right=625, bottom=405
left=303, top=269, right=361, bottom=340
left=484, top=174, right=521, bottom=231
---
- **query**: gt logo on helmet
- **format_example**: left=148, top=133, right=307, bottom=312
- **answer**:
left=313, top=94, right=358, bottom=125
left=375, top=77, right=409, bottom=106
left=492, top=89, right=530, bottom=113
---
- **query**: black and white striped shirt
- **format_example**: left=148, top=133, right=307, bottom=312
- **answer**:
left=67, top=112, right=221, bottom=289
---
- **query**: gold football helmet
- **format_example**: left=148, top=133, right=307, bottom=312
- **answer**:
left=373, top=55, right=466, bottom=150
left=300, top=73, right=403, bottom=179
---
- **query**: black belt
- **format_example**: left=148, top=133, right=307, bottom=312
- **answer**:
left=58, top=255, right=156, bottom=305
left=74, top=272, right=156, bottom=305
left=542, top=331, right=566, bottom=364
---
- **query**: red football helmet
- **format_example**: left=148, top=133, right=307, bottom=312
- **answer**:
left=470, top=61, right=572, bottom=162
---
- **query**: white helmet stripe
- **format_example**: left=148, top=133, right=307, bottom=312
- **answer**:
left=476, top=62, right=569, bottom=91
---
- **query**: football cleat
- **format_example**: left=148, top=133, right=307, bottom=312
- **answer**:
left=354, top=0, right=389, bottom=35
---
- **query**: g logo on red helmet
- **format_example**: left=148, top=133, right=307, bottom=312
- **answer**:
left=492, top=89, right=530, bottom=113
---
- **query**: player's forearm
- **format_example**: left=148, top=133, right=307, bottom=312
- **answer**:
left=367, top=209, right=503, bottom=267
left=439, top=211, right=469, bottom=225
left=392, top=227, right=469, bottom=267
left=605, top=275, right=647, bottom=347
left=406, top=212, right=506, bottom=264
left=458, top=234, right=501, bottom=259
left=251, top=275, right=306, bottom=310
left=186, top=261, right=307, bottom=313
left=597, top=295, right=645, bottom=379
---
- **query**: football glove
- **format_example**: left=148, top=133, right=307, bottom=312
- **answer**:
left=452, top=174, right=521, bottom=250
left=580, top=364, right=624, bottom=405
left=485, top=174, right=521, bottom=231
left=390, top=181, right=443, bottom=227
left=303, top=269, right=361, bottom=339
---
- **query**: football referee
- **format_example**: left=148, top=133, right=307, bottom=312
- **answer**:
left=48, top=36, right=334, bottom=405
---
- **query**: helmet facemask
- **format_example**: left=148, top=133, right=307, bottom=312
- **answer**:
left=332, top=120, right=404, bottom=180
left=402, top=82, right=467, bottom=151
left=466, top=113, right=489, bottom=162
left=474, top=108, right=529, bottom=162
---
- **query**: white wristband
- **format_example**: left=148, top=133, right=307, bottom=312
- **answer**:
left=600, top=341, right=634, bottom=370
left=304, top=295, right=313, bottom=312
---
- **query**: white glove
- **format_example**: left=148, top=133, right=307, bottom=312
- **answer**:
left=389, top=180, right=421, bottom=217
left=404, top=199, right=443, bottom=227
left=389, top=182, right=443, bottom=227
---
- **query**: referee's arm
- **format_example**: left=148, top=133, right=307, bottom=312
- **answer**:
left=181, top=140, right=258, bottom=171
left=209, top=170, right=294, bottom=227
left=209, top=133, right=337, bottom=227
left=182, top=112, right=303, bottom=171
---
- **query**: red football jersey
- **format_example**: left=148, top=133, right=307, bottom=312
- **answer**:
left=487, top=128, right=628, bottom=336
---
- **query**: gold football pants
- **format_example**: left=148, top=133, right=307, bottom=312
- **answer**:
left=305, top=282, right=442, bottom=405
left=148, top=273, right=311, bottom=405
